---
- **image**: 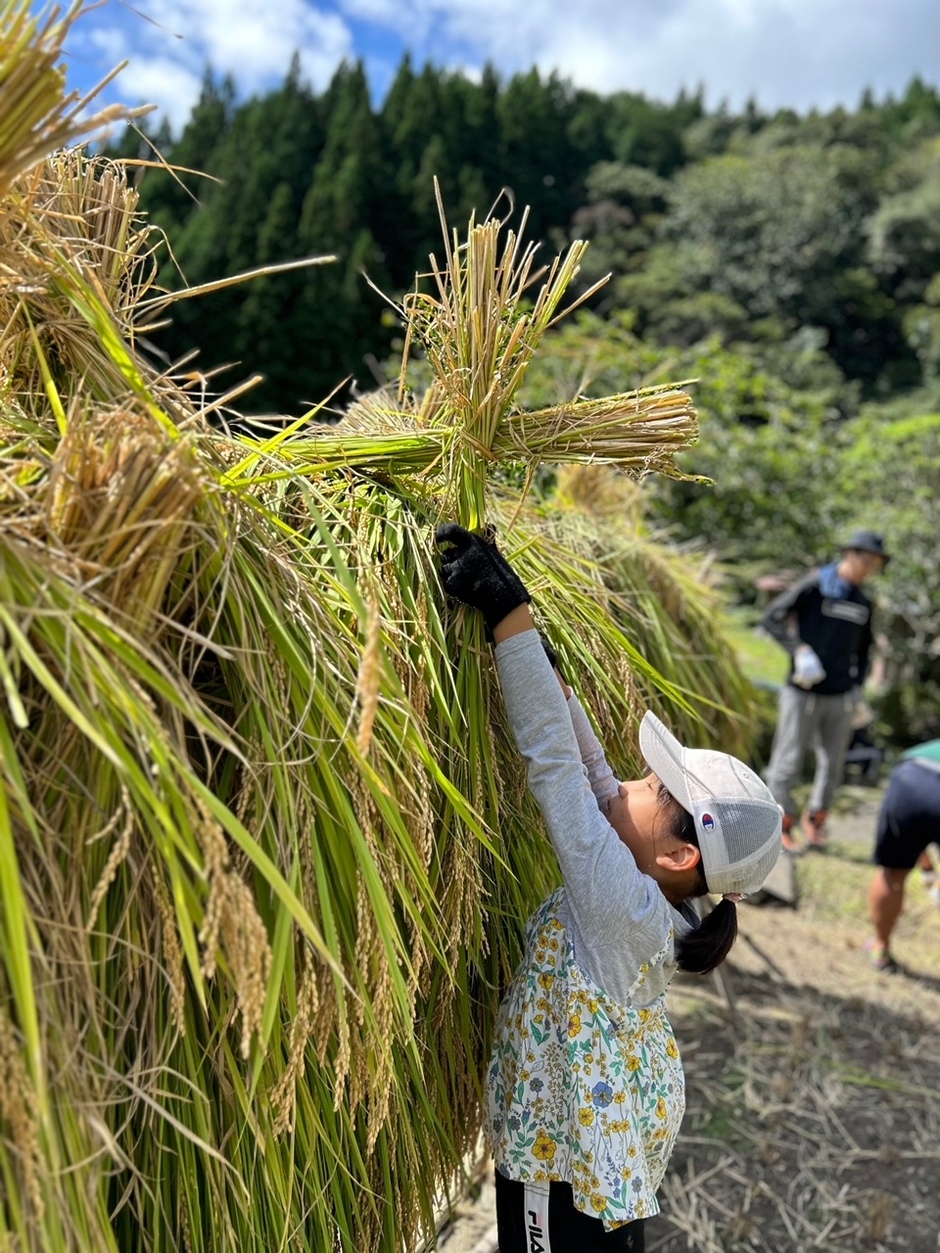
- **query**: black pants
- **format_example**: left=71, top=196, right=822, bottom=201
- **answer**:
left=495, top=1172, right=645, bottom=1252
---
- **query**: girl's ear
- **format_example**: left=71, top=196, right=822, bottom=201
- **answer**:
left=655, top=842, right=702, bottom=873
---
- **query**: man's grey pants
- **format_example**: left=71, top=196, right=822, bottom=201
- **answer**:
left=765, top=686, right=859, bottom=818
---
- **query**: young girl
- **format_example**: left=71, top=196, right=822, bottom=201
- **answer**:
left=436, top=524, right=783, bottom=1253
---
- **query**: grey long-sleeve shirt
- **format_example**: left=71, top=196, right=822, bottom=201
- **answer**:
left=495, top=630, right=695, bottom=1008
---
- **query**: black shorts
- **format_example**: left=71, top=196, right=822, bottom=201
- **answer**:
left=873, top=759, right=940, bottom=870
left=494, top=1171, right=645, bottom=1253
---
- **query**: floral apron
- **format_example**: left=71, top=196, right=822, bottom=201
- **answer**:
left=485, top=889, right=686, bottom=1230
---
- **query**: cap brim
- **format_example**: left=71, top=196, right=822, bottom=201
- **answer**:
left=639, top=711, right=694, bottom=814
left=842, top=542, right=890, bottom=564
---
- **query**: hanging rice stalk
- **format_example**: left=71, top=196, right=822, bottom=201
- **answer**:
left=0, top=0, right=148, bottom=198
left=0, top=35, right=760, bottom=1247
left=543, top=463, right=756, bottom=757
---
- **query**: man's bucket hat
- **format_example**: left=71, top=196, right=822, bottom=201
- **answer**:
left=842, top=529, right=890, bottom=565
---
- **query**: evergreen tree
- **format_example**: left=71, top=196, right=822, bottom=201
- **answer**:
left=378, top=61, right=496, bottom=279
left=379, top=58, right=446, bottom=274
left=568, top=89, right=617, bottom=172
left=145, top=70, right=236, bottom=236
left=496, top=69, right=581, bottom=243
left=294, top=61, right=392, bottom=406
left=604, top=92, right=697, bottom=176
left=114, top=52, right=940, bottom=411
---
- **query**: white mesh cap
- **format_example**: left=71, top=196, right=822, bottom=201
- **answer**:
left=639, top=711, right=782, bottom=896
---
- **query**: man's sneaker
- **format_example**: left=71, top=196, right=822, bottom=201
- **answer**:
left=803, top=808, right=828, bottom=850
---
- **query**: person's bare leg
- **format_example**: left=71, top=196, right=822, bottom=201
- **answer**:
left=868, top=867, right=909, bottom=948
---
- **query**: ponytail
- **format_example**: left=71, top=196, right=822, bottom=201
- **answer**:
left=675, top=899, right=738, bottom=975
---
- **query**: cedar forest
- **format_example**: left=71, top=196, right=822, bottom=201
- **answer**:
left=110, top=59, right=940, bottom=740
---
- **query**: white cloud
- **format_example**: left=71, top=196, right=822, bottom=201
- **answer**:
left=73, top=0, right=355, bottom=133
left=67, top=0, right=940, bottom=132
left=139, top=0, right=352, bottom=85
left=114, top=56, right=205, bottom=132
left=337, top=0, right=940, bottom=112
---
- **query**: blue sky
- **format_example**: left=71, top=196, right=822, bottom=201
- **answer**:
left=60, top=0, right=940, bottom=136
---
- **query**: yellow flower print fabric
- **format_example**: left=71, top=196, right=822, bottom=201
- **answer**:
left=485, top=890, right=685, bottom=1230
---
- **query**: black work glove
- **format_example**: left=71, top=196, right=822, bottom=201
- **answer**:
left=435, top=523, right=531, bottom=632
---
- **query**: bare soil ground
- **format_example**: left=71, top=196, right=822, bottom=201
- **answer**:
left=436, top=784, right=940, bottom=1253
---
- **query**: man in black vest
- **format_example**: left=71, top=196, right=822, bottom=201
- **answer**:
left=761, top=529, right=889, bottom=854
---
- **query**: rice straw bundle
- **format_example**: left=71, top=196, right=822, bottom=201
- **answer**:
left=243, top=379, right=701, bottom=486
left=380, top=186, right=699, bottom=520
left=490, top=388, right=701, bottom=476
left=0, top=22, right=760, bottom=1249
left=547, top=463, right=755, bottom=756
left=0, top=0, right=148, bottom=200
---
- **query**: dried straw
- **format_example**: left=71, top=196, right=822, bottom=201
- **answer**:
left=648, top=968, right=940, bottom=1252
